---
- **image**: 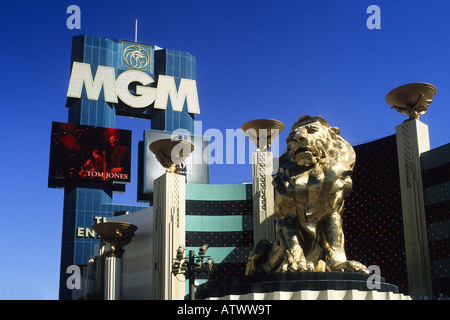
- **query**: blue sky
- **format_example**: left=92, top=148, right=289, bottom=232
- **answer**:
left=0, top=1, right=449, bottom=299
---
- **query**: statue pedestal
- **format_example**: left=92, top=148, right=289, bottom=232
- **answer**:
left=196, top=272, right=410, bottom=300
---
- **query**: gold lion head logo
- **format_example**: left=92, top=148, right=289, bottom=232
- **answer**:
left=123, top=45, right=150, bottom=69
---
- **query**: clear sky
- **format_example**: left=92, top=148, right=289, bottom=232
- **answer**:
left=0, top=1, right=448, bottom=299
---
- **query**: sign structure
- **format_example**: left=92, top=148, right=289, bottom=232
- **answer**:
left=49, top=122, right=131, bottom=187
left=66, top=62, right=200, bottom=114
left=55, top=35, right=209, bottom=299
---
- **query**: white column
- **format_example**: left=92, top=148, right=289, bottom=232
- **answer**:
left=396, top=119, right=432, bottom=298
left=252, top=151, right=275, bottom=244
left=152, top=172, right=186, bottom=300
left=104, top=256, right=121, bottom=300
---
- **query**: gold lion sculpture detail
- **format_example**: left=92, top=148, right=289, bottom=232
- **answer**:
left=246, top=115, right=368, bottom=275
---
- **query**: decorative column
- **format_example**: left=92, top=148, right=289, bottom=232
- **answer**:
left=150, top=138, right=193, bottom=300
left=104, top=255, right=121, bottom=300
left=386, top=82, right=436, bottom=298
left=242, top=119, right=284, bottom=245
left=91, top=221, right=137, bottom=300
left=396, top=119, right=432, bottom=298
left=152, top=172, right=186, bottom=300
left=252, top=151, right=275, bottom=243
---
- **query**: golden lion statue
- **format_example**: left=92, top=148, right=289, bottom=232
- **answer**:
left=246, top=115, right=368, bottom=275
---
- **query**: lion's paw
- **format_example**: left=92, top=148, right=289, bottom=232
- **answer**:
left=281, top=260, right=315, bottom=272
left=300, top=261, right=315, bottom=272
left=333, top=260, right=369, bottom=274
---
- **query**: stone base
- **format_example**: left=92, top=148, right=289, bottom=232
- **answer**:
left=197, top=272, right=410, bottom=300
left=205, top=289, right=410, bottom=300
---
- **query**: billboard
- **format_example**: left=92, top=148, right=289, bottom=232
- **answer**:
left=139, top=129, right=210, bottom=200
left=49, top=122, right=131, bottom=187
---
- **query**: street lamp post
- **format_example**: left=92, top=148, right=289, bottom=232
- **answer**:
left=188, top=250, right=196, bottom=301
left=172, top=244, right=214, bottom=300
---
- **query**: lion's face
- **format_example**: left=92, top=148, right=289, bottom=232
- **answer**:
left=288, top=121, right=332, bottom=167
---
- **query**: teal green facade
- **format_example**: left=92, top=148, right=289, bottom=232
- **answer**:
left=185, top=183, right=254, bottom=291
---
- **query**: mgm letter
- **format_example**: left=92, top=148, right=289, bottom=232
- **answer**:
left=246, top=115, right=368, bottom=274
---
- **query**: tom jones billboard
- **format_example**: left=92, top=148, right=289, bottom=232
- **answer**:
left=49, top=122, right=131, bottom=187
